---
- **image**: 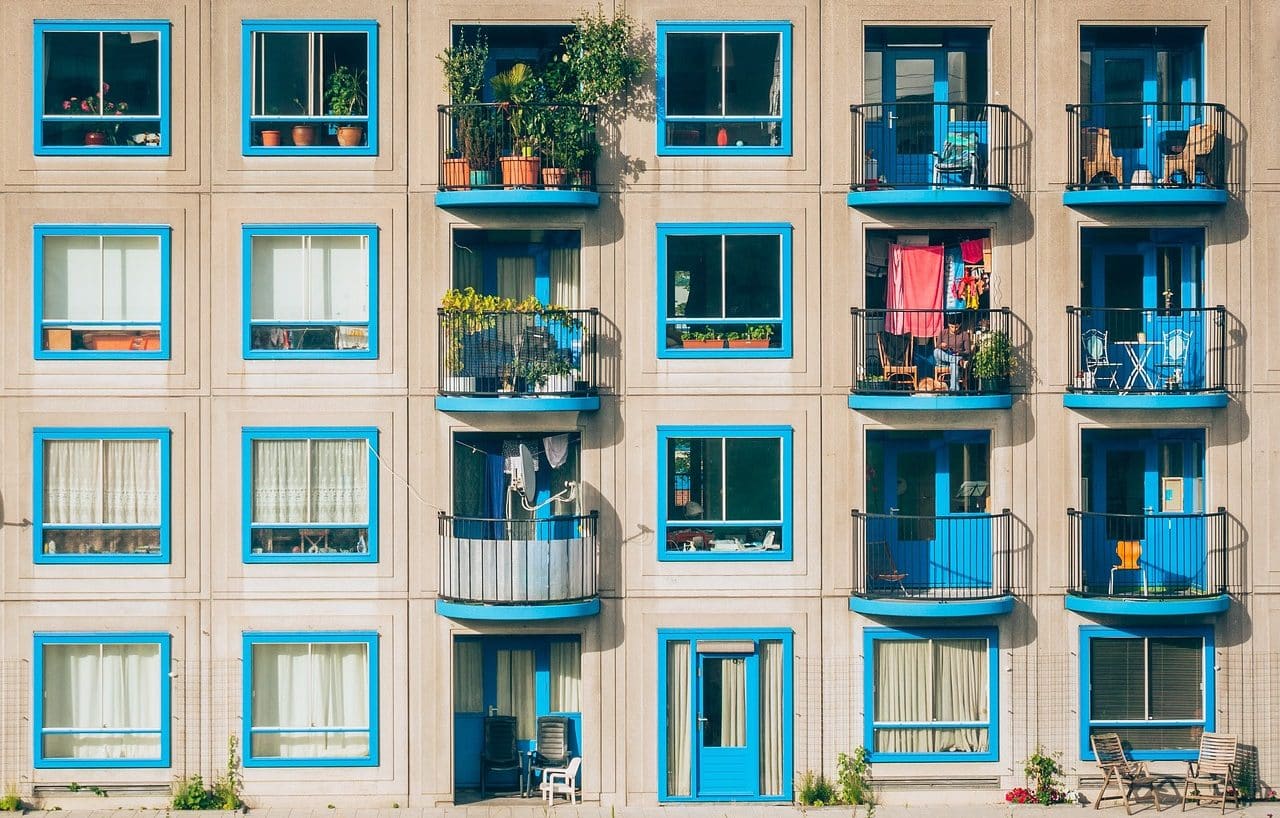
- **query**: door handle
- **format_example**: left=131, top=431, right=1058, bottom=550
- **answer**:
left=697, top=715, right=708, bottom=727
left=1142, top=115, right=1153, bottom=126
left=887, top=112, right=896, bottom=129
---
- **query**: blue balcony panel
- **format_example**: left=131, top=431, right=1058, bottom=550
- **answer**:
left=850, top=393, right=1013, bottom=411
left=435, top=598, right=601, bottom=621
left=434, top=189, right=601, bottom=209
left=1064, top=392, right=1228, bottom=410
left=849, top=594, right=1014, bottom=619
left=1063, top=188, right=1227, bottom=208
left=847, top=188, right=1014, bottom=208
left=1064, top=594, right=1229, bottom=617
left=435, top=395, right=601, bottom=413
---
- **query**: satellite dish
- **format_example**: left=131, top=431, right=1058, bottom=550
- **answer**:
left=519, top=444, right=537, bottom=503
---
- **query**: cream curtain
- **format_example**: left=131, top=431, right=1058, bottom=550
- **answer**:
left=665, top=641, right=692, bottom=797
left=931, top=639, right=988, bottom=752
left=497, top=257, right=536, bottom=300
left=44, top=439, right=160, bottom=525
left=42, top=642, right=162, bottom=759
left=250, top=235, right=368, bottom=322
left=549, top=247, right=579, bottom=307
left=497, top=649, right=536, bottom=740
left=719, top=658, right=747, bottom=747
left=252, top=439, right=367, bottom=524
left=453, top=244, right=484, bottom=292
left=550, top=642, right=581, bottom=712
left=873, top=638, right=987, bottom=753
left=873, top=640, right=932, bottom=753
left=453, top=642, right=483, bottom=713
left=251, top=642, right=370, bottom=758
left=758, top=640, right=784, bottom=796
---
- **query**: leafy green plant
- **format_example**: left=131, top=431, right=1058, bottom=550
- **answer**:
left=170, top=736, right=243, bottom=811
left=560, top=5, right=645, bottom=111
left=438, top=31, right=489, bottom=103
left=171, top=775, right=219, bottom=810
left=1020, top=746, right=1066, bottom=805
left=325, top=64, right=367, bottom=121
left=491, top=63, right=539, bottom=152
left=836, top=747, right=875, bottom=807
left=797, top=769, right=836, bottom=807
left=680, top=327, right=723, bottom=342
left=972, top=329, right=1015, bottom=379
left=0, top=788, right=26, bottom=811
left=747, top=324, right=774, bottom=340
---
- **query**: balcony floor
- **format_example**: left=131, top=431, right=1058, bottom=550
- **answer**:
left=849, top=593, right=1014, bottom=618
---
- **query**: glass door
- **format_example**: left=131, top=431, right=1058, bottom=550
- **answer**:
left=695, top=651, right=759, bottom=798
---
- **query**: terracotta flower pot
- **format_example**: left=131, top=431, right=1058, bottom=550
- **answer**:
left=83, top=131, right=107, bottom=146
left=443, top=157, right=471, bottom=190
left=291, top=125, right=317, bottom=146
left=726, top=338, right=770, bottom=349
left=681, top=339, right=725, bottom=349
left=336, top=125, right=364, bottom=147
left=260, top=129, right=282, bottom=147
left=500, top=155, right=541, bottom=188
left=541, top=167, right=569, bottom=188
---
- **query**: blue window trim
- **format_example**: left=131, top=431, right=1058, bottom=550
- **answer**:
left=33, top=20, right=172, bottom=157
left=242, top=631, right=380, bottom=768
left=656, top=223, right=793, bottom=360
left=863, top=626, right=1000, bottom=763
left=1079, top=625, right=1214, bottom=762
left=241, top=427, right=379, bottom=564
left=656, top=627, right=793, bottom=802
left=240, top=224, right=379, bottom=360
left=241, top=19, right=379, bottom=157
left=32, top=427, right=172, bottom=565
left=656, top=21, right=792, bottom=157
left=656, top=425, right=793, bottom=562
left=33, top=224, right=172, bottom=361
left=33, top=632, right=172, bottom=769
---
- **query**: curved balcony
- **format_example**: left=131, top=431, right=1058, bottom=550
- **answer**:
left=436, top=512, right=600, bottom=621
left=436, top=308, right=601, bottom=412
left=1065, top=509, right=1230, bottom=616
left=1064, top=102, right=1229, bottom=206
left=1064, top=307, right=1228, bottom=409
left=850, top=308, right=1018, bottom=411
left=849, top=510, right=1015, bottom=618
left=435, top=103, right=600, bottom=208
left=848, top=102, right=1015, bottom=207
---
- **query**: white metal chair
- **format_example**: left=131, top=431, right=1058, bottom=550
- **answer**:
left=1155, top=329, right=1192, bottom=390
left=1083, top=328, right=1121, bottom=390
left=539, top=756, right=581, bottom=805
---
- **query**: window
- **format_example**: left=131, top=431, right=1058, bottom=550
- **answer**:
left=657, top=22, right=791, bottom=155
left=1082, top=627, right=1212, bottom=759
left=33, top=428, right=170, bottom=564
left=243, top=632, right=378, bottom=766
left=242, top=20, right=378, bottom=155
left=34, top=225, right=170, bottom=359
left=243, top=428, right=378, bottom=563
left=657, top=224, right=791, bottom=358
left=34, top=633, right=171, bottom=768
left=658, top=426, right=792, bottom=560
left=34, top=20, right=170, bottom=155
left=242, top=225, right=378, bottom=359
left=864, top=628, right=997, bottom=761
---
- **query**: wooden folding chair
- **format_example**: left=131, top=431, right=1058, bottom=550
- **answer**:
left=1182, top=732, right=1239, bottom=813
left=1091, top=732, right=1172, bottom=813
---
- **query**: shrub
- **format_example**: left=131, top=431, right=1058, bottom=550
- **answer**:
left=836, top=747, right=875, bottom=806
left=797, top=769, right=836, bottom=807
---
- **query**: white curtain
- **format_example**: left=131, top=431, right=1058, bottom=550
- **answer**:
left=43, top=235, right=161, bottom=323
left=759, top=640, right=784, bottom=796
left=873, top=639, right=932, bottom=753
left=497, top=649, right=536, bottom=740
left=453, top=641, right=483, bottom=713
left=932, top=639, right=988, bottom=752
left=43, top=642, right=161, bottom=759
left=497, top=257, right=536, bottom=300
left=873, top=639, right=987, bottom=753
left=719, top=658, right=747, bottom=747
left=251, top=235, right=368, bottom=322
left=550, top=642, right=581, bottom=712
left=44, top=439, right=159, bottom=525
left=251, top=642, right=369, bottom=758
left=665, top=641, right=692, bottom=797
left=453, top=245, right=484, bottom=292
left=549, top=247, right=580, bottom=307
left=252, top=439, right=367, bottom=524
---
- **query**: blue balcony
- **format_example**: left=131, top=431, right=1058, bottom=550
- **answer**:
left=436, top=512, right=600, bottom=621
left=848, top=102, right=1016, bottom=208
left=1065, top=509, right=1231, bottom=617
left=849, top=510, right=1015, bottom=618
left=1065, top=306, right=1228, bottom=409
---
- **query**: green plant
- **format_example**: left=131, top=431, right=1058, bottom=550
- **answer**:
left=680, top=327, right=723, bottom=342
left=747, top=324, right=774, bottom=340
left=797, top=769, right=836, bottom=807
left=560, top=5, right=645, bottom=111
left=1021, top=746, right=1066, bottom=805
left=0, top=789, right=26, bottom=811
left=972, top=329, right=1015, bottom=379
left=836, top=747, right=875, bottom=807
left=440, top=288, right=580, bottom=375
left=491, top=63, right=539, bottom=152
left=326, top=64, right=367, bottom=121
left=171, top=775, right=219, bottom=810
left=170, top=736, right=243, bottom=811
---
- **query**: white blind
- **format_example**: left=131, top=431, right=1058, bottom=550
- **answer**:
left=44, top=235, right=162, bottom=322
left=251, top=235, right=368, bottom=322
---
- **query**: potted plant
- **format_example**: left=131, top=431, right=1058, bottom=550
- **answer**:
left=438, top=31, right=489, bottom=188
left=290, top=98, right=316, bottom=146
left=972, top=329, right=1015, bottom=393
left=680, top=328, right=724, bottom=349
left=727, top=324, right=773, bottom=349
left=63, top=84, right=127, bottom=145
left=492, top=63, right=541, bottom=187
left=857, top=374, right=890, bottom=391
left=326, top=64, right=367, bottom=147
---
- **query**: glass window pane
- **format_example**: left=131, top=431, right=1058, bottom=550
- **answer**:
left=43, top=32, right=102, bottom=115
left=550, top=641, right=582, bottom=712
left=667, top=235, right=723, bottom=319
left=724, top=438, right=781, bottom=521
left=723, top=33, right=779, bottom=116
left=42, top=641, right=162, bottom=760
left=320, top=32, right=370, bottom=115
left=666, top=33, right=721, bottom=116
left=949, top=441, right=989, bottom=514
left=724, top=235, right=781, bottom=318
left=102, top=31, right=160, bottom=116
left=701, top=657, right=747, bottom=747
left=252, top=439, right=310, bottom=524
left=308, top=236, right=369, bottom=322
left=101, top=236, right=162, bottom=322
left=101, top=439, right=161, bottom=525
left=257, top=32, right=310, bottom=116
left=1148, top=637, right=1202, bottom=720
left=44, top=236, right=105, bottom=321
left=251, top=236, right=307, bottom=320
left=873, top=640, right=931, bottom=722
left=309, top=439, right=368, bottom=524
left=863, top=51, right=882, bottom=107
left=1090, top=638, right=1146, bottom=720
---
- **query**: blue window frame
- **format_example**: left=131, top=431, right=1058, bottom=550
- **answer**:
left=242, top=631, right=379, bottom=767
left=864, top=627, right=999, bottom=762
left=658, top=425, right=792, bottom=561
left=1080, top=625, right=1213, bottom=761
left=242, top=224, right=378, bottom=360
left=33, top=20, right=171, bottom=156
left=657, top=628, right=793, bottom=802
left=656, top=21, right=792, bottom=156
left=241, top=20, right=378, bottom=156
left=242, top=427, right=379, bottom=563
left=657, top=223, right=792, bottom=359
left=33, top=632, right=172, bottom=768
left=32, top=427, right=171, bottom=565
left=33, top=224, right=171, bottom=360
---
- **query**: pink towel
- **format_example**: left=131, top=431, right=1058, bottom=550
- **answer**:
left=886, top=244, right=944, bottom=337
left=960, top=239, right=984, bottom=264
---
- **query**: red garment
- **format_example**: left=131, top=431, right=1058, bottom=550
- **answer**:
left=960, top=239, right=985, bottom=264
left=886, top=244, right=944, bottom=337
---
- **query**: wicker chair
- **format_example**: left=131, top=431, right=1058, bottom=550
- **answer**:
left=1082, top=127, right=1124, bottom=186
left=1164, top=123, right=1218, bottom=186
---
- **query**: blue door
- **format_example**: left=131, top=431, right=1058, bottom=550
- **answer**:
left=696, top=651, right=759, bottom=798
left=1087, top=48, right=1199, bottom=182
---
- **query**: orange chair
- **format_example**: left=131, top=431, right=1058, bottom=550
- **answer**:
left=1082, top=127, right=1124, bottom=186
left=1109, top=539, right=1148, bottom=595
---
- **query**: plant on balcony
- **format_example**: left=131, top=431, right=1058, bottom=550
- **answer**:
left=326, top=64, right=367, bottom=147
left=492, top=63, right=544, bottom=186
left=438, top=31, right=491, bottom=186
left=972, top=328, right=1015, bottom=392
left=680, top=327, right=724, bottom=349
left=440, top=288, right=580, bottom=378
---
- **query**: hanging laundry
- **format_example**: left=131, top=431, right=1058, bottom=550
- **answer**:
left=543, top=434, right=571, bottom=469
left=885, top=244, right=944, bottom=337
left=944, top=246, right=965, bottom=311
left=960, top=238, right=985, bottom=265
left=866, top=234, right=890, bottom=272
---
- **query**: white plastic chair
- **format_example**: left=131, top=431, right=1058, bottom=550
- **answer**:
left=539, top=756, right=581, bottom=805
left=1083, top=328, right=1121, bottom=390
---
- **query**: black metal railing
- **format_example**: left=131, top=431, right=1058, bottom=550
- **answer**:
left=1065, top=306, right=1226, bottom=394
left=852, top=510, right=1013, bottom=600
left=850, top=102, right=1012, bottom=191
left=438, top=512, right=598, bottom=605
left=1067, top=509, right=1228, bottom=598
left=437, top=103, right=599, bottom=192
left=438, top=308, right=600, bottom=397
left=1066, top=102, right=1226, bottom=190
left=852, top=307, right=1017, bottom=395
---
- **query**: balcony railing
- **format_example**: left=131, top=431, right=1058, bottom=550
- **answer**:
left=438, top=512, right=598, bottom=606
left=850, top=102, right=1013, bottom=191
left=437, top=103, right=598, bottom=192
left=851, top=510, right=1013, bottom=601
left=1066, top=102, right=1226, bottom=190
left=852, top=307, right=1017, bottom=395
left=1067, top=509, right=1228, bottom=599
left=438, top=308, right=600, bottom=397
left=1066, top=307, right=1226, bottom=395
